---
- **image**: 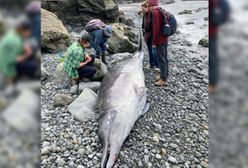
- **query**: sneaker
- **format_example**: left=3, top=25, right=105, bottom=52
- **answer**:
left=155, top=79, right=167, bottom=86
left=70, top=78, right=79, bottom=86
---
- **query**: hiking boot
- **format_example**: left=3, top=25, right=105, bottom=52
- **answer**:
left=155, top=75, right=160, bottom=82
left=155, top=79, right=167, bottom=86
left=209, top=84, right=218, bottom=95
left=81, top=77, right=90, bottom=82
left=70, top=78, right=79, bottom=86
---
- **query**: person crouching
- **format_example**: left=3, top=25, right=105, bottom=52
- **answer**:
left=63, top=34, right=96, bottom=85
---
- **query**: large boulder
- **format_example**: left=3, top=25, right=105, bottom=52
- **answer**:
left=107, top=23, right=139, bottom=53
left=69, top=81, right=101, bottom=95
left=55, top=62, right=68, bottom=81
left=67, top=88, right=97, bottom=122
left=41, top=8, right=71, bottom=52
left=41, top=0, right=119, bottom=26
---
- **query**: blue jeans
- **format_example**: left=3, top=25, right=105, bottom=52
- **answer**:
left=209, top=37, right=218, bottom=86
left=147, top=38, right=159, bottom=67
left=156, top=44, right=169, bottom=80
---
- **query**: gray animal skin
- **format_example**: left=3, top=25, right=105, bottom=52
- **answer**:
left=97, top=37, right=149, bottom=168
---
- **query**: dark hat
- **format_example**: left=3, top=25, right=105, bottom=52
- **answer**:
left=103, top=25, right=112, bottom=38
left=80, top=33, right=91, bottom=42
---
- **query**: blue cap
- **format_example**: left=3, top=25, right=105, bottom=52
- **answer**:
left=103, top=25, right=112, bottom=37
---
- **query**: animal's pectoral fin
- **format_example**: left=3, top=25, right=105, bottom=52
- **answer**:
left=135, top=87, right=147, bottom=97
left=141, top=103, right=150, bottom=115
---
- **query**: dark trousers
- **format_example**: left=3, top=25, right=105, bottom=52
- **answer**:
left=147, top=38, right=159, bottom=67
left=209, top=37, right=218, bottom=86
left=77, top=56, right=96, bottom=79
left=16, top=60, right=38, bottom=79
left=156, top=44, right=169, bottom=80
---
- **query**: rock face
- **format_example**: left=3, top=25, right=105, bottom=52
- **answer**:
left=107, top=23, right=139, bottom=53
left=67, top=88, right=97, bottom=122
left=41, top=0, right=119, bottom=26
left=41, top=8, right=71, bottom=52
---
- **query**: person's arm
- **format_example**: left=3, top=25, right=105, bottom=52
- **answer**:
left=152, top=10, right=160, bottom=47
left=16, top=45, right=32, bottom=62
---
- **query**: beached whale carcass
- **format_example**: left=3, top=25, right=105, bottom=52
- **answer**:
left=97, top=40, right=149, bottom=168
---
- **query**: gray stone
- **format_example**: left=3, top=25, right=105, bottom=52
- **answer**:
left=168, top=156, right=178, bottom=163
left=77, top=165, right=85, bottom=168
left=78, top=82, right=101, bottom=93
left=200, top=161, right=208, bottom=168
left=198, top=37, right=208, bottom=47
left=41, top=146, right=52, bottom=155
left=93, top=59, right=108, bottom=80
left=67, top=88, right=97, bottom=122
left=2, top=90, right=39, bottom=132
left=41, top=65, right=49, bottom=78
left=56, top=62, right=68, bottom=81
left=53, top=94, right=74, bottom=107
left=56, top=157, right=65, bottom=166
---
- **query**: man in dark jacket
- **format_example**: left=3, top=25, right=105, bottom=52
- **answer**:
left=141, top=1, right=159, bottom=70
left=148, top=0, right=169, bottom=86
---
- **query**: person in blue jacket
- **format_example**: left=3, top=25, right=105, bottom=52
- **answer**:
left=89, top=25, right=112, bottom=65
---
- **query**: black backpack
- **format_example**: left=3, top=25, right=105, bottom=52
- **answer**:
left=211, top=0, right=230, bottom=25
left=157, top=7, right=177, bottom=36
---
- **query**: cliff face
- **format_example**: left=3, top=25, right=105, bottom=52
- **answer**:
left=41, top=0, right=120, bottom=26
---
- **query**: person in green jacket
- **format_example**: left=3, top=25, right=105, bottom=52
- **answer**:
left=63, top=34, right=96, bottom=85
left=0, top=20, right=32, bottom=84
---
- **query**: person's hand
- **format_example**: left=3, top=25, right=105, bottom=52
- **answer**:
left=152, top=45, right=157, bottom=49
left=16, top=56, right=26, bottom=62
left=85, top=54, right=92, bottom=62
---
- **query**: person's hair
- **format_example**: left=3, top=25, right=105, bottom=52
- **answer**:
left=16, top=20, right=32, bottom=32
left=78, top=33, right=90, bottom=44
left=141, top=1, right=147, bottom=8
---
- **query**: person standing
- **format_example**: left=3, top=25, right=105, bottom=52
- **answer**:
left=141, top=1, right=159, bottom=70
left=148, top=0, right=169, bottom=86
left=209, top=0, right=230, bottom=94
